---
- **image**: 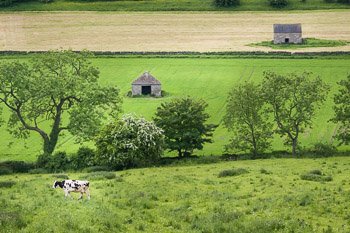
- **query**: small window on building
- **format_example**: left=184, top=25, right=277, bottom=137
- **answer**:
left=285, top=38, right=289, bottom=43
left=142, top=86, right=151, bottom=95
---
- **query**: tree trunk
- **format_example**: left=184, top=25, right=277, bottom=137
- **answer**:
left=177, top=149, right=182, bottom=157
left=292, top=138, right=298, bottom=157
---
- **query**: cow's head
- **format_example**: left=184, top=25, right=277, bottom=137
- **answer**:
left=52, top=180, right=64, bottom=189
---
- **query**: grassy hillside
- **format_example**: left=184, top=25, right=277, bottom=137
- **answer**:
left=0, top=157, right=349, bottom=232
left=0, top=56, right=349, bottom=161
left=1, top=0, right=350, bottom=11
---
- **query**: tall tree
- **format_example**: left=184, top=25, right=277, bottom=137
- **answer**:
left=154, top=97, right=217, bottom=157
left=262, top=71, right=329, bottom=156
left=0, top=50, right=121, bottom=155
left=332, top=75, right=350, bottom=144
left=223, top=82, right=273, bottom=158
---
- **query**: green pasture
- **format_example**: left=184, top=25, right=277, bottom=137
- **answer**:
left=0, top=157, right=350, bottom=232
left=0, top=56, right=349, bottom=161
left=1, top=0, right=350, bottom=11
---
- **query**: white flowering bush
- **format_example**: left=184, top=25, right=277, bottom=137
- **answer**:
left=95, top=114, right=164, bottom=169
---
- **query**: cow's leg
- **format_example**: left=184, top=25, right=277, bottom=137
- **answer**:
left=86, top=189, right=91, bottom=200
left=64, top=190, right=69, bottom=199
left=67, top=191, right=73, bottom=199
left=78, top=192, right=83, bottom=200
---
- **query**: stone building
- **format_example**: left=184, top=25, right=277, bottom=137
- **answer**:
left=273, top=24, right=302, bottom=44
left=131, top=72, right=161, bottom=97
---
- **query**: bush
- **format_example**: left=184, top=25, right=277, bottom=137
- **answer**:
left=218, top=168, right=248, bottom=177
left=308, top=143, right=337, bottom=157
left=0, top=181, right=16, bottom=188
left=260, top=168, right=272, bottom=174
left=28, top=168, right=48, bottom=174
left=0, top=161, right=34, bottom=174
left=81, top=171, right=116, bottom=180
left=268, top=0, right=289, bottom=8
left=214, top=0, right=240, bottom=7
left=0, top=167, right=12, bottom=176
left=300, top=170, right=333, bottom=182
left=337, top=0, right=350, bottom=3
left=95, top=114, right=164, bottom=169
left=0, top=0, right=14, bottom=7
left=52, top=174, right=69, bottom=179
left=70, top=147, right=95, bottom=170
left=83, top=166, right=111, bottom=173
left=36, top=152, right=69, bottom=172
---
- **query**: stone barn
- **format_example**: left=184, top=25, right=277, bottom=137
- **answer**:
left=273, top=24, right=302, bottom=44
left=131, top=72, right=161, bottom=97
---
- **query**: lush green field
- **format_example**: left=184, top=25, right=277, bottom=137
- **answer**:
left=0, top=56, right=349, bottom=161
left=1, top=0, right=350, bottom=11
left=0, top=157, right=349, bottom=232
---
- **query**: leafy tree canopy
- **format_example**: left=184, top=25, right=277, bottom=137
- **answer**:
left=0, top=50, right=121, bottom=155
left=262, top=71, right=329, bottom=156
left=154, top=97, right=217, bottom=157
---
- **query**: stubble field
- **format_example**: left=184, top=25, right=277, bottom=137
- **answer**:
left=0, top=11, right=350, bottom=52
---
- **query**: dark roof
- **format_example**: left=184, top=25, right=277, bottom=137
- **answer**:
left=274, top=24, right=302, bottom=33
left=132, top=72, right=161, bottom=85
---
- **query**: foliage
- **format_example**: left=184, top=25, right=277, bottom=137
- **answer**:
left=95, top=114, right=164, bottom=169
left=300, top=170, right=333, bottom=182
left=214, top=0, right=240, bottom=7
left=262, top=71, right=330, bottom=156
left=0, top=161, right=34, bottom=174
left=218, top=168, right=248, bottom=177
left=81, top=171, right=116, bottom=180
left=36, top=151, right=69, bottom=172
left=52, top=174, right=69, bottom=179
left=224, top=82, right=273, bottom=158
left=332, top=75, right=350, bottom=145
left=70, top=147, right=95, bottom=170
left=268, top=0, right=289, bottom=8
left=0, top=50, right=121, bottom=155
left=0, top=181, right=16, bottom=188
left=154, top=97, right=217, bottom=157
left=251, top=38, right=349, bottom=49
left=0, top=0, right=13, bottom=7
left=309, top=142, right=337, bottom=157
left=83, top=165, right=111, bottom=173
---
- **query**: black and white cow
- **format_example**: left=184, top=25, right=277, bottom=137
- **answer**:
left=53, top=180, right=90, bottom=200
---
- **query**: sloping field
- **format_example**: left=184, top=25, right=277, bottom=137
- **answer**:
left=0, top=11, right=350, bottom=52
left=0, top=157, right=349, bottom=232
left=0, top=56, right=349, bottom=161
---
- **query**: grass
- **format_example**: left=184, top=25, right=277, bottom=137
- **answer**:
left=218, top=168, right=249, bottom=177
left=0, top=11, right=349, bottom=52
left=0, top=157, right=349, bottom=232
left=251, top=38, right=350, bottom=49
left=0, top=56, right=349, bottom=161
left=1, top=0, right=349, bottom=11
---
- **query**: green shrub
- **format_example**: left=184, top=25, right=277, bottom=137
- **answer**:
left=337, top=0, right=349, bottom=3
left=300, top=170, right=333, bottom=182
left=70, top=147, right=95, bottom=170
left=37, top=152, right=69, bottom=172
left=28, top=168, right=49, bottom=174
left=82, top=171, right=116, bottom=180
left=310, top=143, right=337, bottom=157
left=52, top=174, right=69, bottom=179
left=83, top=166, right=111, bottom=173
left=0, top=181, right=16, bottom=188
left=218, top=168, right=248, bottom=177
left=0, top=167, right=12, bottom=176
left=260, top=168, right=272, bottom=174
left=268, top=0, right=289, bottom=8
left=0, top=161, right=34, bottom=174
left=214, top=0, right=240, bottom=7
left=0, top=0, right=14, bottom=7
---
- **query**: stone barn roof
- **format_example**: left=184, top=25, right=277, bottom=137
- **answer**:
left=132, top=72, right=161, bottom=85
left=274, top=24, right=302, bottom=33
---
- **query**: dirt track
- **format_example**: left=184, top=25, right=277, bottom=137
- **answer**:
left=0, top=11, right=349, bottom=52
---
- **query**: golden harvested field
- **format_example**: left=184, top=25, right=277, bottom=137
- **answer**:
left=0, top=11, right=350, bottom=52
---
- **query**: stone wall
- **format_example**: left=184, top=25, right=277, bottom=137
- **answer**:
left=132, top=85, right=142, bottom=96
left=151, top=85, right=162, bottom=97
left=274, top=33, right=302, bottom=44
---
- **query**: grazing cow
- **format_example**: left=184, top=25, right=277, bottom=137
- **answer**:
left=53, top=180, right=90, bottom=200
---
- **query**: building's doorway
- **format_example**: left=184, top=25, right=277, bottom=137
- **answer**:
left=142, top=86, right=151, bottom=95
left=285, top=38, right=290, bottom=43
